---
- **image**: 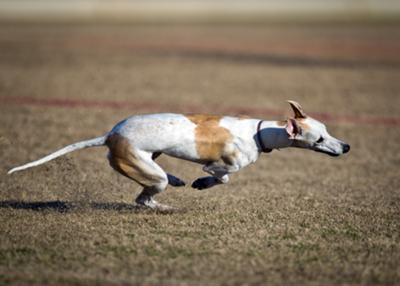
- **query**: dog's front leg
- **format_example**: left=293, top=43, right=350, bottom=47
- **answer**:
left=191, top=163, right=240, bottom=190
left=203, top=162, right=240, bottom=176
left=167, top=174, right=186, bottom=187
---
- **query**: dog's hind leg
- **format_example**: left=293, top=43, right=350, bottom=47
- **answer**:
left=106, top=134, right=173, bottom=210
left=151, top=152, right=186, bottom=187
left=167, top=174, right=186, bottom=187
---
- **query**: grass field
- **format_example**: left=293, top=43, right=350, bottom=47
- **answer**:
left=1, top=23, right=400, bottom=285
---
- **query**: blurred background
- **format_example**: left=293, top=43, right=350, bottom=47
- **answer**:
left=0, top=0, right=399, bottom=119
left=1, top=0, right=400, bottom=23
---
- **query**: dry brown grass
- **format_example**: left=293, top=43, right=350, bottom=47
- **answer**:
left=0, top=24, right=399, bottom=285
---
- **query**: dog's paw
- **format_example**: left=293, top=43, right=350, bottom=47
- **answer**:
left=191, top=178, right=205, bottom=190
left=171, top=178, right=186, bottom=187
left=192, top=177, right=215, bottom=190
left=167, top=174, right=186, bottom=187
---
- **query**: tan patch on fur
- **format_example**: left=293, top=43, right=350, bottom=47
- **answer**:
left=277, top=119, right=310, bottom=132
left=237, top=115, right=251, bottom=120
left=186, top=114, right=222, bottom=125
left=106, top=134, right=164, bottom=187
left=221, top=150, right=239, bottom=165
left=186, top=114, right=233, bottom=162
left=297, top=119, right=311, bottom=131
left=276, top=120, right=287, bottom=127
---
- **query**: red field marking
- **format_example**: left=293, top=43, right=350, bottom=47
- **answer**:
left=1, top=95, right=400, bottom=126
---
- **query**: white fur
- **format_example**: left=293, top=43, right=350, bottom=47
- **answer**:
left=111, top=113, right=199, bottom=161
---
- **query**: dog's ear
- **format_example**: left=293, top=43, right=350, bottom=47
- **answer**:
left=285, top=118, right=301, bottom=139
left=287, top=100, right=307, bottom=119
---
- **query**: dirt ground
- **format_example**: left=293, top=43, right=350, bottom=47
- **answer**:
left=0, top=23, right=400, bottom=285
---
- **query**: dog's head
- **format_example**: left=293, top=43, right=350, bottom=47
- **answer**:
left=284, top=101, right=350, bottom=157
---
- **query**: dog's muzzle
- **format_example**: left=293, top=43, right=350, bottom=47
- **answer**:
left=313, top=142, right=350, bottom=157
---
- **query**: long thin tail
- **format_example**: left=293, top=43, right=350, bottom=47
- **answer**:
left=8, top=135, right=108, bottom=174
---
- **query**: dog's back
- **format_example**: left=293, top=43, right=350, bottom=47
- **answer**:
left=109, top=113, right=256, bottom=164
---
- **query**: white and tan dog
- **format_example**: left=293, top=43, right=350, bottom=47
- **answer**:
left=8, top=101, right=350, bottom=210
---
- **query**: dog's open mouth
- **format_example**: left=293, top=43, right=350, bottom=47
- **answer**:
left=314, top=149, right=340, bottom=157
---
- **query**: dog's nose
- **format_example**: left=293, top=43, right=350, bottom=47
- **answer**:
left=342, top=144, right=350, bottom=153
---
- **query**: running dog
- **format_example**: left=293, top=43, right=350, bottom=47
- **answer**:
left=8, top=101, right=350, bottom=210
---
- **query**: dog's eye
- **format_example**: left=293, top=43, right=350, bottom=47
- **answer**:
left=316, top=136, right=324, bottom=143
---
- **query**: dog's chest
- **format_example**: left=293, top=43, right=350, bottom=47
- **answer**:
left=219, top=118, right=260, bottom=166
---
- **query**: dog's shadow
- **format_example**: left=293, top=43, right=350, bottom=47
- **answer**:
left=0, top=200, right=180, bottom=214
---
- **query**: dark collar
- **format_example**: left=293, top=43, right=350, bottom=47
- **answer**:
left=257, top=120, right=273, bottom=153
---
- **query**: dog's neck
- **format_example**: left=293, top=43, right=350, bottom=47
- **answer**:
left=256, top=121, right=292, bottom=151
